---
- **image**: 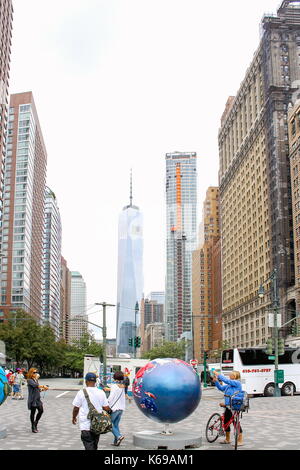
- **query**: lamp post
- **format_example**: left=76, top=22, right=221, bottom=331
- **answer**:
left=95, top=302, right=115, bottom=386
left=258, top=268, right=281, bottom=397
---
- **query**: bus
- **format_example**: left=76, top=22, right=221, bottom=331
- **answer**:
left=221, top=348, right=300, bottom=396
left=83, top=355, right=149, bottom=395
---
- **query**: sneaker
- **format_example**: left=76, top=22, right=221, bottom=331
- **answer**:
left=116, top=436, right=125, bottom=446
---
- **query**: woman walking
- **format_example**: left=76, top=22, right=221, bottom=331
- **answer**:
left=107, top=371, right=126, bottom=446
left=27, top=368, right=48, bottom=433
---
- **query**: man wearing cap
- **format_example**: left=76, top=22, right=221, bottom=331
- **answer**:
left=72, top=372, right=110, bottom=450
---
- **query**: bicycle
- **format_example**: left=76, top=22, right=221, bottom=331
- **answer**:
left=205, top=392, right=246, bottom=450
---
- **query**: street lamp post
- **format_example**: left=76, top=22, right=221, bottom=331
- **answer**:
left=258, top=268, right=281, bottom=397
left=95, top=302, right=115, bottom=386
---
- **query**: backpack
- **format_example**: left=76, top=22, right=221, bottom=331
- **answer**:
left=83, top=389, right=112, bottom=435
left=231, top=390, right=249, bottom=412
left=0, top=375, right=12, bottom=405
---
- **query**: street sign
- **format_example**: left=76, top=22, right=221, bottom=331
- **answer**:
left=268, top=313, right=282, bottom=328
left=275, top=369, right=284, bottom=384
left=268, top=355, right=275, bottom=360
left=190, top=359, right=198, bottom=366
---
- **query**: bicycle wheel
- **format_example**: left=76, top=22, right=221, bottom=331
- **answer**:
left=233, top=412, right=240, bottom=451
left=206, top=413, right=222, bottom=443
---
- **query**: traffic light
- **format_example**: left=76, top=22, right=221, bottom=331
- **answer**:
left=137, top=336, right=141, bottom=347
left=266, top=338, right=274, bottom=355
left=278, top=338, right=285, bottom=356
left=128, top=338, right=133, bottom=346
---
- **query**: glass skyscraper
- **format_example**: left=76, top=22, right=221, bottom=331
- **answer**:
left=43, top=187, right=62, bottom=338
left=165, top=152, right=197, bottom=343
left=116, top=179, right=143, bottom=355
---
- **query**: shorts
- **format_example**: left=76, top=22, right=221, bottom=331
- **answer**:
left=13, top=384, right=20, bottom=393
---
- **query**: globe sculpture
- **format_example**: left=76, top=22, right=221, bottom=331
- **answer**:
left=133, top=358, right=201, bottom=423
left=0, top=366, right=8, bottom=406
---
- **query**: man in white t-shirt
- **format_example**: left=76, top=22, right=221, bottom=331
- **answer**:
left=72, top=372, right=110, bottom=450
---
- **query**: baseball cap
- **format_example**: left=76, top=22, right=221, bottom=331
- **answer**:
left=85, top=372, right=97, bottom=382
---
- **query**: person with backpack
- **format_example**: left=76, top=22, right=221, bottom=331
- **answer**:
left=212, top=370, right=244, bottom=447
left=72, top=372, right=110, bottom=450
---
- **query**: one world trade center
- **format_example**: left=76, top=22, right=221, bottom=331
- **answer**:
left=116, top=173, right=143, bottom=355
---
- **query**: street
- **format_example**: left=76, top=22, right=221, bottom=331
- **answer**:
left=0, top=378, right=299, bottom=450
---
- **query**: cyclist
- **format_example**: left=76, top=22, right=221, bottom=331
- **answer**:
left=212, top=370, right=244, bottom=447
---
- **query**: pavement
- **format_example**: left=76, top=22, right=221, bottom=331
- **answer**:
left=0, top=378, right=299, bottom=450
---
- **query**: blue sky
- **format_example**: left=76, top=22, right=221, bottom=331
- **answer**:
left=9, top=0, right=279, bottom=337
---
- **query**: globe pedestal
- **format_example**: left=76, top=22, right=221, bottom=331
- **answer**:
left=0, top=425, right=7, bottom=439
left=133, top=429, right=202, bottom=450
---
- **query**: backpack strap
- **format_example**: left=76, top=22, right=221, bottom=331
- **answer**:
left=110, top=389, right=124, bottom=410
left=83, top=388, right=97, bottom=414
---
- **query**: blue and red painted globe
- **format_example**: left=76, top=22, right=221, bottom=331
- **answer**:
left=133, top=358, right=201, bottom=423
left=0, top=367, right=8, bottom=406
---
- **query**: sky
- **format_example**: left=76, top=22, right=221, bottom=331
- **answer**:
left=9, top=0, right=279, bottom=338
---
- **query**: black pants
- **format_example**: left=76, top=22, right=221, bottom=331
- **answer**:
left=30, top=405, right=43, bottom=427
left=224, top=407, right=243, bottom=433
left=81, top=430, right=100, bottom=450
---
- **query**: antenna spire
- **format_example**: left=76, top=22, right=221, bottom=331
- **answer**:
left=130, top=169, right=133, bottom=206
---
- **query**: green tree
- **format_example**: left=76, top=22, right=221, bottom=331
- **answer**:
left=142, top=340, right=186, bottom=361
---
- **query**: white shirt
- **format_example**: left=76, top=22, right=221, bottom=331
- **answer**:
left=108, top=383, right=126, bottom=412
left=72, top=386, right=109, bottom=431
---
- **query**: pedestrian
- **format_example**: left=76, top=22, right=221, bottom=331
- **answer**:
left=107, top=371, right=126, bottom=446
left=8, top=370, right=15, bottom=396
left=123, top=372, right=132, bottom=402
left=13, top=369, right=25, bottom=400
left=72, top=372, right=110, bottom=450
left=27, top=368, right=48, bottom=433
left=212, top=370, right=244, bottom=446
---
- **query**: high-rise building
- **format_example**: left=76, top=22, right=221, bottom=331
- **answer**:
left=139, top=292, right=165, bottom=353
left=192, top=187, right=220, bottom=361
left=165, top=152, right=197, bottom=344
left=147, top=291, right=165, bottom=306
left=60, top=256, right=71, bottom=343
left=0, top=92, right=47, bottom=320
left=287, top=99, right=300, bottom=340
left=0, top=0, right=13, bottom=218
left=219, top=1, right=300, bottom=348
left=70, top=271, right=88, bottom=343
left=116, top=173, right=143, bottom=355
left=42, top=187, right=62, bottom=338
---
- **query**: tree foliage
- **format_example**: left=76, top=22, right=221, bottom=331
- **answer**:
left=141, top=340, right=186, bottom=361
left=0, top=310, right=103, bottom=376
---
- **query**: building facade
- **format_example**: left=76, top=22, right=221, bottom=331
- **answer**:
left=287, top=99, right=300, bottom=339
left=144, top=322, right=165, bottom=352
left=69, top=271, right=88, bottom=343
left=0, top=92, right=47, bottom=321
left=192, top=187, right=220, bottom=361
left=42, top=187, right=62, bottom=338
left=0, top=0, right=13, bottom=223
left=116, top=179, right=143, bottom=355
left=165, top=152, right=197, bottom=344
left=140, top=295, right=164, bottom=354
left=219, top=1, right=300, bottom=348
left=60, top=256, right=71, bottom=343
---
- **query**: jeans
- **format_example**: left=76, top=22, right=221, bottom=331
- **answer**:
left=81, top=430, right=100, bottom=450
left=111, top=410, right=123, bottom=443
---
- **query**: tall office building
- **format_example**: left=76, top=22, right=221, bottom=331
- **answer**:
left=219, top=1, right=300, bottom=348
left=42, top=187, right=62, bottom=338
left=165, top=152, right=197, bottom=343
left=69, top=271, right=88, bottom=343
left=0, top=0, right=13, bottom=216
left=60, top=256, right=71, bottom=343
left=192, top=187, right=220, bottom=361
left=116, top=174, right=143, bottom=355
left=0, top=92, right=47, bottom=320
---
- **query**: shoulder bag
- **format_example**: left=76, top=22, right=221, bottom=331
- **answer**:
left=83, top=388, right=112, bottom=435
